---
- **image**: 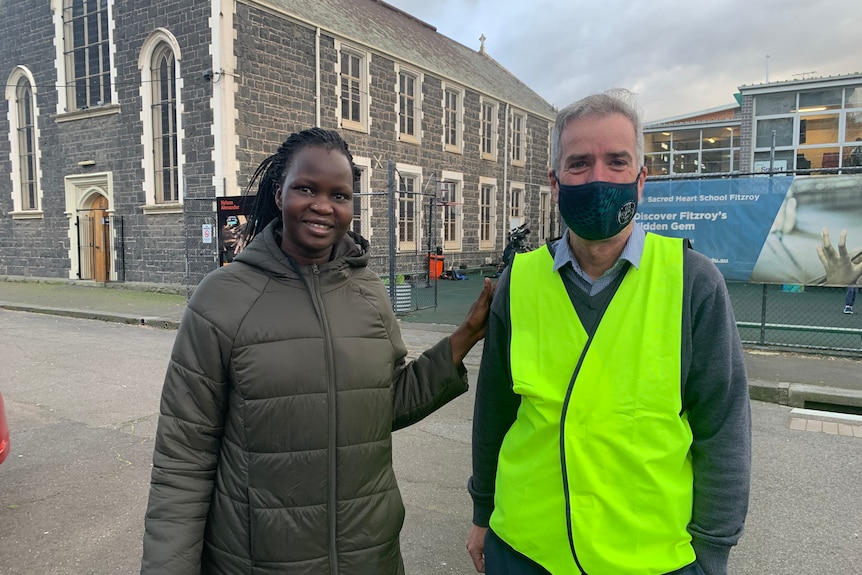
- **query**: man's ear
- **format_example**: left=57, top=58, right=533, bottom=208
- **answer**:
left=274, top=185, right=283, bottom=210
left=549, top=169, right=559, bottom=203
left=637, top=166, right=647, bottom=201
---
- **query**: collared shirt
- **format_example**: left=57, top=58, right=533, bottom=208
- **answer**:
left=552, top=223, right=646, bottom=296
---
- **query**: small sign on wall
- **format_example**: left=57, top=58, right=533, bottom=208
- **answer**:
left=202, top=223, right=213, bottom=244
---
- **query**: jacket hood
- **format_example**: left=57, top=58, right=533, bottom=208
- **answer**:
left=233, top=219, right=370, bottom=279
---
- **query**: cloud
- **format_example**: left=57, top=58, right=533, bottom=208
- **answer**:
left=386, top=0, right=861, bottom=121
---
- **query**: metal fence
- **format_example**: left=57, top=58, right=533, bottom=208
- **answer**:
left=728, top=282, right=861, bottom=355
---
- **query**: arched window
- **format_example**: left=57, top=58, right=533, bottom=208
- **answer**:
left=16, top=78, right=38, bottom=209
left=151, top=44, right=178, bottom=204
left=139, top=30, right=183, bottom=210
left=6, top=68, right=41, bottom=214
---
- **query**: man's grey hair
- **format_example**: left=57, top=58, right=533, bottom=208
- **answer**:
left=550, top=89, right=644, bottom=173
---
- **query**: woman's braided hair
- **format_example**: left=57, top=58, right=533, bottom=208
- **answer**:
left=242, top=127, right=359, bottom=245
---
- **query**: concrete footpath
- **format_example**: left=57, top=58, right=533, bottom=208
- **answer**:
left=1, top=276, right=861, bottom=412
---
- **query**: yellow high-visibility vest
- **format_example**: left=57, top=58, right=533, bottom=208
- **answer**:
left=492, top=234, right=695, bottom=574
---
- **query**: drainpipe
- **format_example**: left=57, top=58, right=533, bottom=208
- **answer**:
left=315, top=27, right=321, bottom=127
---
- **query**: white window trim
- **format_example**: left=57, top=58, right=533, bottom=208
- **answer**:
left=538, top=186, right=552, bottom=244
left=138, top=29, right=185, bottom=212
left=336, top=41, right=370, bottom=133
left=395, top=64, right=421, bottom=145
left=51, top=0, right=118, bottom=116
left=511, top=110, right=527, bottom=166
left=396, top=162, right=423, bottom=252
left=441, top=83, right=464, bottom=154
left=478, top=177, right=497, bottom=251
left=480, top=97, right=498, bottom=161
left=353, top=156, right=373, bottom=240
left=440, top=170, right=463, bottom=252
left=509, top=182, right=525, bottom=229
left=6, top=66, right=44, bottom=218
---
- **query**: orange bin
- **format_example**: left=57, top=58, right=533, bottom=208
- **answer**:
left=428, top=254, right=444, bottom=280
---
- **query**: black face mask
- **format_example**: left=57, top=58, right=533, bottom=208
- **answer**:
left=554, top=172, right=640, bottom=241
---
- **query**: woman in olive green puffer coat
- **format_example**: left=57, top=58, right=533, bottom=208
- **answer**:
left=141, top=128, right=492, bottom=574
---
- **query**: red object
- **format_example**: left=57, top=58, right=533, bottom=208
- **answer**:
left=428, top=254, right=444, bottom=280
left=0, top=392, right=9, bottom=465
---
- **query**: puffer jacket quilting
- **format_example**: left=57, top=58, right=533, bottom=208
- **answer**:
left=142, top=221, right=468, bottom=574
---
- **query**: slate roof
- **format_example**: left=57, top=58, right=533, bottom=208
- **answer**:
left=250, top=0, right=556, bottom=119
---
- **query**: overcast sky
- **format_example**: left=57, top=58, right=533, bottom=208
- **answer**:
left=385, top=0, right=861, bottom=122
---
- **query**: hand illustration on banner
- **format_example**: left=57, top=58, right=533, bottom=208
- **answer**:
left=816, top=228, right=862, bottom=287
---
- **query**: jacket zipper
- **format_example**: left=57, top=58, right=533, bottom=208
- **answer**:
left=311, top=264, right=340, bottom=575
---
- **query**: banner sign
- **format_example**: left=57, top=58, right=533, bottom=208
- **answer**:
left=640, top=174, right=862, bottom=285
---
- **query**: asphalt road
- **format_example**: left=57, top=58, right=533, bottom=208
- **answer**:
left=0, top=309, right=860, bottom=574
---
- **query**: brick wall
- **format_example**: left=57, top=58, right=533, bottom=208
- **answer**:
left=1, top=0, right=552, bottom=284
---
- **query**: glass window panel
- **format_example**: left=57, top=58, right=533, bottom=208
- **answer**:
left=645, top=132, right=670, bottom=153
left=73, top=15, right=85, bottom=49
left=846, top=86, right=862, bottom=109
left=844, top=138, right=862, bottom=167
left=702, top=127, right=731, bottom=149
left=799, top=114, right=838, bottom=145
left=480, top=185, right=492, bottom=242
left=728, top=126, right=740, bottom=141
left=87, top=12, right=99, bottom=44
left=673, top=151, right=699, bottom=173
left=798, top=89, right=842, bottom=111
left=753, top=150, right=794, bottom=171
left=732, top=150, right=740, bottom=171
left=482, top=103, right=494, bottom=155
left=645, top=153, right=669, bottom=176
left=74, top=78, right=86, bottom=109
left=756, top=118, right=793, bottom=147
left=671, top=130, right=700, bottom=151
left=844, top=112, right=862, bottom=142
left=797, top=146, right=842, bottom=171
left=755, top=93, right=795, bottom=116
left=399, top=176, right=416, bottom=246
left=701, top=150, right=731, bottom=173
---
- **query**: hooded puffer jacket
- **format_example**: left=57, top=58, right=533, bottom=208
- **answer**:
left=142, top=221, right=468, bottom=574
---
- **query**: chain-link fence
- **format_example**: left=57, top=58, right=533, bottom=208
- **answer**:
left=641, top=166, right=862, bottom=356
left=728, top=282, right=861, bottom=355
left=367, top=160, right=446, bottom=316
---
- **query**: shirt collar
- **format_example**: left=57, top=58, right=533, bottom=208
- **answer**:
left=552, top=222, right=646, bottom=275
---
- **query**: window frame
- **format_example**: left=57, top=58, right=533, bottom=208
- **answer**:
left=61, top=0, right=114, bottom=112
left=509, top=182, right=525, bottom=229
left=6, top=67, right=43, bottom=217
left=439, top=171, right=463, bottom=251
left=479, top=177, right=497, bottom=250
left=352, top=157, right=373, bottom=241
left=644, top=124, right=740, bottom=176
left=151, top=43, right=179, bottom=205
left=480, top=98, right=498, bottom=161
left=511, top=110, right=526, bottom=166
left=397, top=66, right=420, bottom=144
left=538, top=186, right=552, bottom=244
left=442, top=84, right=464, bottom=153
left=396, top=163, right=423, bottom=252
left=138, top=30, right=184, bottom=212
left=751, top=85, right=862, bottom=171
left=338, top=44, right=369, bottom=133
